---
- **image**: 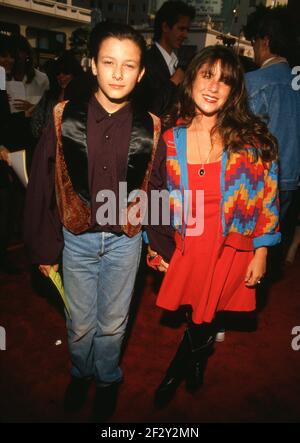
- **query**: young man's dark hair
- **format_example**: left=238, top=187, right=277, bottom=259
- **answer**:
left=153, top=0, right=195, bottom=42
left=89, top=22, right=147, bottom=69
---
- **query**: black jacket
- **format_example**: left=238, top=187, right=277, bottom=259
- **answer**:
left=136, top=45, right=177, bottom=117
left=0, top=90, right=11, bottom=188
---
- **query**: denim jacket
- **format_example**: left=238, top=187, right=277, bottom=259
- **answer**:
left=245, top=62, right=300, bottom=191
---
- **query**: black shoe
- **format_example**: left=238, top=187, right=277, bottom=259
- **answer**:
left=154, top=372, right=184, bottom=407
left=91, top=383, right=119, bottom=422
left=63, top=376, right=91, bottom=412
left=154, top=330, right=190, bottom=408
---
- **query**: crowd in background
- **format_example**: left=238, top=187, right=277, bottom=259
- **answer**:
left=0, top=34, right=84, bottom=273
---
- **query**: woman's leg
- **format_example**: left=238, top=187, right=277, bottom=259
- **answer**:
left=154, top=328, right=190, bottom=407
left=185, top=320, right=215, bottom=392
left=154, top=311, right=216, bottom=406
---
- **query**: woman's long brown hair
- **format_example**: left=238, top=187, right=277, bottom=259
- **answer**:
left=164, top=45, right=278, bottom=162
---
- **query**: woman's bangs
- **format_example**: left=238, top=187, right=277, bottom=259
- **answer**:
left=219, top=59, right=236, bottom=86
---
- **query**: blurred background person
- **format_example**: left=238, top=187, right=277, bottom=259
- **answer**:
left=0, top=33, right=20, bottom=274
left=6, top=35, right=49, bottom=170
left=244, top=9, right=300, bottom=224
left=244, top=8, right=300, bottom=277
left=10, top=34, right=49, bottom=116
left=31, top=51, right=83, bottom=143
left=136, top=0, right=195, bottom=117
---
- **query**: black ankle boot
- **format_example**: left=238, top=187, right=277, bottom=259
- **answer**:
left=63, top=376, right=92, bottom=412
left=91, top=383, right=119, bottom=422
left=185, top=325, right=215, bottom=393
left=154, top=330, right=190, bottom=407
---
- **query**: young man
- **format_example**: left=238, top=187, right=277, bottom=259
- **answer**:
left=24, top=23, right=161, bottom=422
left=137, top=0, right=195, bottom=116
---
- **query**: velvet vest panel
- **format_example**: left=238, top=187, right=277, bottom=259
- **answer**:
left=53, top=100, right=160, bottom=236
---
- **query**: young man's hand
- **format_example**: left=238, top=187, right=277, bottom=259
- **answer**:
left=39, top=264, right=59, bottom=277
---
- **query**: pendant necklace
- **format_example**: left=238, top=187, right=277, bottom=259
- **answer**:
left=194, top=122, right=214, bottom=177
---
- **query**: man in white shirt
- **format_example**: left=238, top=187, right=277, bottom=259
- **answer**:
left=138, top=1, right=195, bottom=116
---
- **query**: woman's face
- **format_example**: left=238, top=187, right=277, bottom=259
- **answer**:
left=56, top=72, right=74, bottom=89
left=0, top=52, right=15, bottom=74
left=192, top=60, right=231, bottom=116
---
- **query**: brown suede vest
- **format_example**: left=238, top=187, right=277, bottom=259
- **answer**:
left=53, top=100, right=160, bottom=237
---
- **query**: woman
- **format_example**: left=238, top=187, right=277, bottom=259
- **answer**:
left=6, top=35, right=49, bottom=169
left=30, top=51, right=83, bottom=142
left=10, top=35, right=49, bottom=115
left=146, top=45, right=280, bottom=406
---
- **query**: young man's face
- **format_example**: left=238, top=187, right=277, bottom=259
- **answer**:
left=92, top=37, right=145, bottom=108
left=162, top=15, right=191, bottom=51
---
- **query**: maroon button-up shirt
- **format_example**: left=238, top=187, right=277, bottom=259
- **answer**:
left=87, top=95, right=132, bottom=232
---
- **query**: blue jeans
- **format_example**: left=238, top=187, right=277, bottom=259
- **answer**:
left=280, top=190, right=294, bottom=222
left=62, top=228, right=142, bottom=385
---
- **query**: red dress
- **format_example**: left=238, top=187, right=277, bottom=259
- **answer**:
left=156, top=161, right=256, bottom=324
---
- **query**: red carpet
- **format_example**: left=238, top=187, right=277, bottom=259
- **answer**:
left=0, top=247, right=300, bottom=423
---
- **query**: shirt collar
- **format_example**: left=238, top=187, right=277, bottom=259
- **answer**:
left=155, top=42, right=178, bottom=75
left=90, top=94, right=132, bottom=122
left=261, top=56, right=288, bottom=69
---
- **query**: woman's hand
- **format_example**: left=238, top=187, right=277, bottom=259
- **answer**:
left=245, top=247, right=267, bottom=287
left=147, top=246, right=169, bottom=273
left=157, top=258, right=169, bottom=273
left=38, top=264, right=59, bottom=278
left=13, top=99, right=33, bottom=112
left=0, top=146, right=11, bottom=165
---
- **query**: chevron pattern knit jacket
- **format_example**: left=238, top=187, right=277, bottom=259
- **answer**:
left=164, top=126, right=281, bottom=251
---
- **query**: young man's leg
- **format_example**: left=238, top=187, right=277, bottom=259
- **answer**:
left=63, top=228, right=103, bottom=380
left=62, top=228, right=142, bottom=417
left=62, top=228, right=108, bottom=411
left=92, top=231, right=142, bottom=421
left=94, top=231, right=142, bottom=385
